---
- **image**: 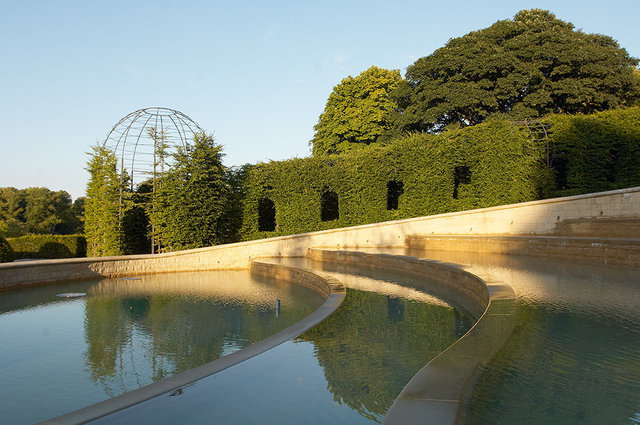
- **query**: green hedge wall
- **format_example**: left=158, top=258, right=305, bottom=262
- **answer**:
left=237, top=107, right=640, bottom=242
left=543, top=107, right=640, bottom=196
left=0, top=235, right=14, bottom=263
left=239, top=118, right=549, bottom=241
left=7, top=234, right=87, bottom=259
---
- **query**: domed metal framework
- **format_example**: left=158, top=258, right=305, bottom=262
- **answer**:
left=103, top=107, right=204, bottom=191
left=103, top=107, right=204, bottom=253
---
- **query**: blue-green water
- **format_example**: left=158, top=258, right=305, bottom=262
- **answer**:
left=395, top=249, right=640, bottom=425
left=88, top=261, right=473, bottom=425
left=0, top=271, right=324, bottom=425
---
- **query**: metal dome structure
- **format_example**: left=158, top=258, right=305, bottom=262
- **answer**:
left=103, top=107, right=204, bottom=254
left=103, top=107, right=204, bottom=191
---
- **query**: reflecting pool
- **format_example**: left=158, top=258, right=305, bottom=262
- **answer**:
left=0, top=271, right=324, bottom=425
left=88, top=260, right=474, bottom=424
left=390, top=249, right=640, bottom=425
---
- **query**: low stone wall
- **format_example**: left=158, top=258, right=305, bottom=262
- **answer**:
left=307, top=248, right=489, bottom=319
left=406, top=235, right=640, bottom=268
left=2, top=186, right=638, bottom=290
left=250, top=260, right=344, bottom=299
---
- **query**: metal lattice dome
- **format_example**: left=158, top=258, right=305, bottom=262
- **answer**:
left=103, top=107, right=204, bottom=190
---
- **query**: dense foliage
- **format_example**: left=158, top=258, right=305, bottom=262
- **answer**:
left=7, top=234, right=86, bottom=259
left=0, top=187, right=84, bottom=237
left=389, top=9, right=639, bottom=136
left=240, top=118, right=548, bottom=240
left=85, top=145, right=123, bottom=257
left=0, top=234, right=13, bottom=263
left=311, top=66, right=402, bottom=156
left=149, top=133, right=230, bottom=251
left=85, top=133, right=232, bottom=256
left=238, top=107, right=640, bottom=241
left=544, top=107, right=640, bottom=195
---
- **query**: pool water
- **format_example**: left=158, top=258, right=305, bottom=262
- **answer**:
left=0, top=270, right=324, bottom=425
left=395, top=249, right=640, bottom=425
left=87, top=260, right=474, bottom=425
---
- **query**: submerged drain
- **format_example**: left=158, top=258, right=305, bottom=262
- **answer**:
left=56, top=293, right=86, bottom=298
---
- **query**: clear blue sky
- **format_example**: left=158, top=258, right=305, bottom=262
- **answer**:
left=1, top=0, right=638, bottom=200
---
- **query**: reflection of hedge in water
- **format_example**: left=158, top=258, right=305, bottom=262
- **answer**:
left=297, top=289, right=473, bottom=421
left=467, top=303, right=640, bottom=425
left=83, top=291, right=322, bottom=396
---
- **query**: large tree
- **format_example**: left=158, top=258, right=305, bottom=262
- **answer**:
left=390, top=9, right=640, bottom=135
left=311, top=66, right=402, bottom=156
left=149, top=132, right=230, bottom=251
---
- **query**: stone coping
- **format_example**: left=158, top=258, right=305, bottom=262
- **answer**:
left=2, top=186, right=639, bottom=290
left=406, top=235, right=640, bottom=269
left=38, top=261, right=345, bottom=425
left=306, top=248, right=517, bottom=425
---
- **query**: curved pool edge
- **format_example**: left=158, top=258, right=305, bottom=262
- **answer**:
left=37, top=261, right=345, bottom=425
left=305, top=248, right=516, bottom=425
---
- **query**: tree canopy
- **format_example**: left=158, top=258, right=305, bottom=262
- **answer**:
left=389, top=9, right=640, bottom=135
left=0, top=186, right=84, bottom=237
left=149, top=132, right=230, bottom=251
left=311, top=66, right=402, bottom=156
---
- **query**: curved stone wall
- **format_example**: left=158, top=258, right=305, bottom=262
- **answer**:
left=2, top=186, right=638, bottom=290
left=305, top=248, right=516, bottom=425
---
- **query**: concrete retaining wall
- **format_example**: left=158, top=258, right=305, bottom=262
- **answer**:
left=307, top=248, right=489, bottom=319
left=407, top=235, right=640, bottom=268
left=2, top=186, right=638, bottom=289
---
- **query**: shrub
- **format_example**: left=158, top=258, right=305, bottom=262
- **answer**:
left=7, top=234, right=86, bottom=259
left=0, top=235, right=14, bottom=263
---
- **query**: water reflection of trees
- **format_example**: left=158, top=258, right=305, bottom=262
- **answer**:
left=297, top=289, right=473, bottom=421
left=83, top=273, right=323, bottom=396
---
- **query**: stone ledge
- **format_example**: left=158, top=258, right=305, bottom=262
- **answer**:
left=406, top=235, right=640, bottom=268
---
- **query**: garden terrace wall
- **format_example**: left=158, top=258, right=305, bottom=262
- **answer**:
left=1, top=187, right=638, bottom=290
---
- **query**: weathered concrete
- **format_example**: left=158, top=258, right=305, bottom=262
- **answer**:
left=407, top=235, right=640, bottom=268
left=2, top=187, right=639, bottom=289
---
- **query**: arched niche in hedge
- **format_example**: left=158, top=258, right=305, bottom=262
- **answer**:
left=258, top=198, right=276, bottom=231
left=321, top=190, right=339, bottom=221
left=453, top=166, right=471, bottom=199
left=387, top=180, right=404, bottom=210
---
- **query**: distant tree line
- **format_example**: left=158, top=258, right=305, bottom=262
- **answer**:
left=0, top=187, right=84, bottom=237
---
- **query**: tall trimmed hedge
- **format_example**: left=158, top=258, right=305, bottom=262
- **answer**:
left=237, top=107, right=639, bottom=242
left=0, top=235, right=13, bottom=263
left=7, top=234, right=87, bottom=259
left=543, top=107, right=640, bottom=196
left=239, top=119, right=548, bottom=241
